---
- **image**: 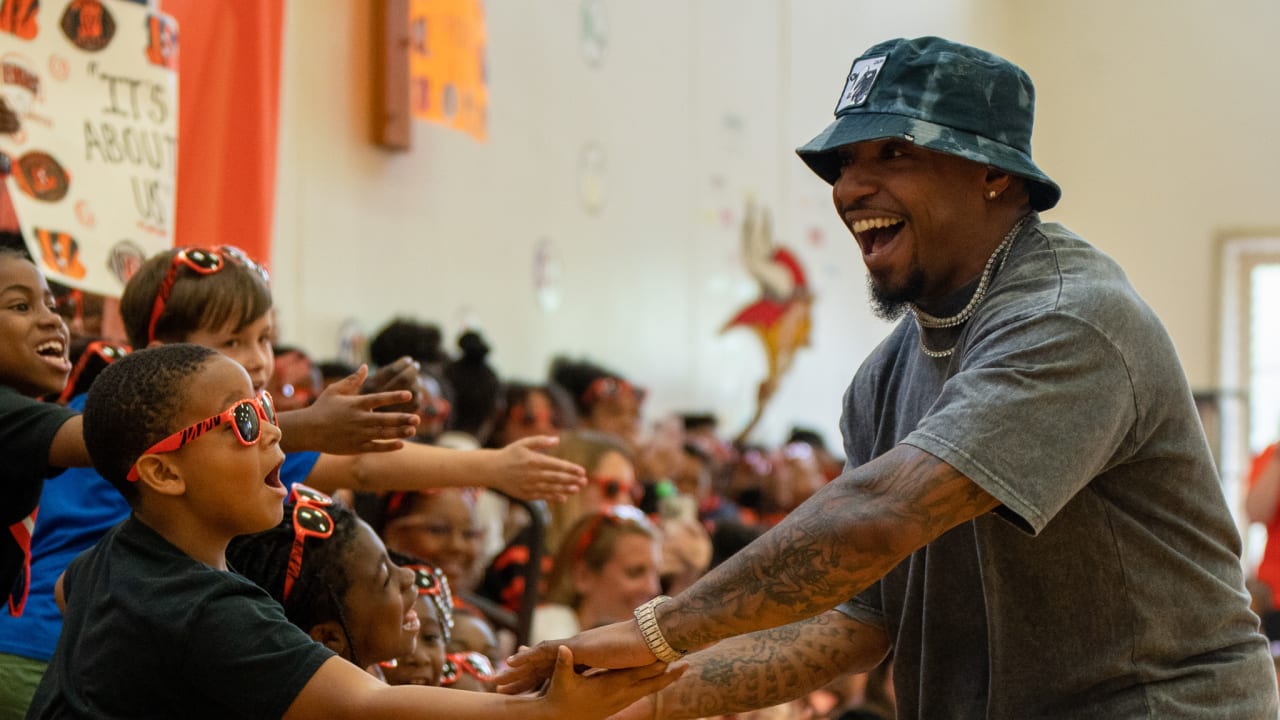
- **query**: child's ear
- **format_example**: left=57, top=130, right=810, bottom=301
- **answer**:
left=309, top=621, right=351, bottom=658
left=133, top=456, right=186, bottom=497
left=572, top=562, right=595, bottom=596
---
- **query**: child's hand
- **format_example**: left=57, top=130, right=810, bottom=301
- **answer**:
left=542, top=646, right=684, bottom=720
left=361, top=356, right=421, bottom=414
left=487, top=436, right=586, bottom=501
left=284, top=365, right=419, bottom=454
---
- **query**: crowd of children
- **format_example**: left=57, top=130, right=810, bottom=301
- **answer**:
left=0, top=240, right=893, bottom=720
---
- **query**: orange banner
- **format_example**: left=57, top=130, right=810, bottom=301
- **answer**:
left=161, top=0, right=282, bottom=270
left=408, top=0, right=487, bottom=142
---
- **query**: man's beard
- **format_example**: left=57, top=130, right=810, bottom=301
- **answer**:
left=867, top=267, right=926, bottom=322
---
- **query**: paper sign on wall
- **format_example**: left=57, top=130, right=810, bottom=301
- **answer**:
left=408, top=0, right=487, bottom=142
left=0, top=0, right=178, bottom=296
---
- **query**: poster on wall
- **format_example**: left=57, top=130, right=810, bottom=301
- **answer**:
left=408, top=0, right=487, bottom=142
left=0, top=0, right=178, bottom=297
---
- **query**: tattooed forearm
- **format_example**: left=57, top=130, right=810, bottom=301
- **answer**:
left=660, top=444, right=998, bottom=651
left=661, top=611, right=889, bottom=720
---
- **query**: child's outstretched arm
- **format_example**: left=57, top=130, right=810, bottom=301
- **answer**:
left=47, top=414, right=91, bottom=468
left=284, top=646, right=683, bottom=720
left=304, top=435, right=586, bottom=501
left=277, top=365, right=420, bottom=455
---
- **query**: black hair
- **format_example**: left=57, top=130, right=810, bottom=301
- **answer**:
left=443, top=330, right=501, bottom=440
left=548, top=356, right=627, bottom=416
left=786, top=426, right=828, bottom=451
left=118, top=247, right=273, bottom=348
left=227, top=497, right=366, bottom=665
left=681, top=413, right=718, bottom=432
left=81, top=343, right=220, bottom=505
left=369, top=318, right=447, bottom=368
left=0, top=231, right=32, bottom=260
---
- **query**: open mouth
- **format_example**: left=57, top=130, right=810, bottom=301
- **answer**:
left=264, top=462, right=283, bottom=488
left=852, top=217, right=905, bottom=256
left=402, top=607, right=420, bottom=633
left=36, top=339, right=69, bottom=369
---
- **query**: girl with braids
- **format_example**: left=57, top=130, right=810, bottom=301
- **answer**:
left=380, top=553, right=453, bottom=688
left=228, top=487, right=422, bottom=673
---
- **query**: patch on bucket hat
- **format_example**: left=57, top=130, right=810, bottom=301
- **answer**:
left=797, top=36, right=1061, bottom=211
left=835, top=55, right=886, bottom=112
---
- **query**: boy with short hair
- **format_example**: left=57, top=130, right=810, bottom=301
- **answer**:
left=118, top=247, right=585, bottom=500
left=28, top=344, right=679, bottom=719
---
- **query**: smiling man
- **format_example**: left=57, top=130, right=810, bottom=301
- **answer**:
left=500, top=37, right=1279, bottom=718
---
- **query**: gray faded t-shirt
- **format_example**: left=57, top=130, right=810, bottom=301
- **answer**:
left=836, top=219, right=1277, bottom=719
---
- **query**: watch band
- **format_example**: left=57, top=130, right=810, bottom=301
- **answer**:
left=633, top=595, right=684, bottom=663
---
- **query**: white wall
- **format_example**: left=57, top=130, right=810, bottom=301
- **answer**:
left=271, top=0, right=1280, bottom=449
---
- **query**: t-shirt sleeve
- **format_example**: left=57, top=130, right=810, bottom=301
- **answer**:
left=0, top=388, right=78, bottom=520
left=183, top=584, right=334, bottom=719
left=902, top=311, right=1136, bottom=535
left=835, top=581, right=886, bottom=631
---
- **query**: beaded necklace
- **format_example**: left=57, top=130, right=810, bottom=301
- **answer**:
left=910, top=214, right=1032, bottom=358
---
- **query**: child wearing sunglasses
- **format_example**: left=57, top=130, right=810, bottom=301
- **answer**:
left=28, top=344, right=683, bottom=719
left=118, top=246, right=587, bottom=502
left=380, top=555, right=453, bottom=688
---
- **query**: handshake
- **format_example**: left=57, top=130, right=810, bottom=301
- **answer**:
left=498, top=598, right=687, bottom=720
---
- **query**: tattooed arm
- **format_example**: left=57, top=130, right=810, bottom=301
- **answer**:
left=627, top=610, right=890, bottom=720
left=656, top=443, right=998, bottom=652
left=498, top=444, right=992, bottom=692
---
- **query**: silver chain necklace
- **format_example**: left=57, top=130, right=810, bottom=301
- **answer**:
left=911, top=214, right=1031, bottom=358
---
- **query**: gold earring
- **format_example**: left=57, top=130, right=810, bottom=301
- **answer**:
left=987, top=190, right=998, bottom=199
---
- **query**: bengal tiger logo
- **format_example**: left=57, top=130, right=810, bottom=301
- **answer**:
left=33, top=227, right=86, bottom=280
left=0, top=0, right=38, bottom=41
left=144, top=13, right=177, bottom=70
left=4, top=150, right=70, bottom=202
left=60, top=0, right=116, bottom=52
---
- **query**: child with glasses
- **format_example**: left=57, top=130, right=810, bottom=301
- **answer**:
left=228, top=487, right=430, bottom=676
left=28, top=343, right=683, bottom=719
left=380, top=554, right=453, bottom=688
left=118, top=246, right=587, bottom=502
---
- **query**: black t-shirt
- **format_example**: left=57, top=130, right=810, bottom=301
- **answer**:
left=0, top=385, right=76, bottom=609
left=28, top=516, right=334, bottom=719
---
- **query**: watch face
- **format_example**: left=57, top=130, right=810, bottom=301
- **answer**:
left=579, top=0, right=608, bottom=67
left=578, top=142, right=608, bottom=214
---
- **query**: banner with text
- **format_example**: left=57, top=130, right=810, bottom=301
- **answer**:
left=0, top=0, right=178, bottom=296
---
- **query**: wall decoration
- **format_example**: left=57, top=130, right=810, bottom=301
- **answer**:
left=722, top=198, right=813, bottom=440
left=0, top=0, right=178, bottom=295
left=577, top=142, right=607, bottom=214
left=579, top=0, right=607, bottom=68
left=533, top=236, right=562, bottom=312
left=408, top=0, right=488, bottom=142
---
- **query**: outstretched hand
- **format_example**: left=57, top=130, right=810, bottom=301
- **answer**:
left=487, top=435, right=587, bottom=501
left=498, top=618, right=658, bottom=695
left=540, top=646, right=683, bottom=720
left=361, top=356, right=421, bottom=414
left=280, top=365, right=419, bottom=454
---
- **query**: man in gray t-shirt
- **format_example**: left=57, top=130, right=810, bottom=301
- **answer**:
left=499, top=36, right=1278, bottom=719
